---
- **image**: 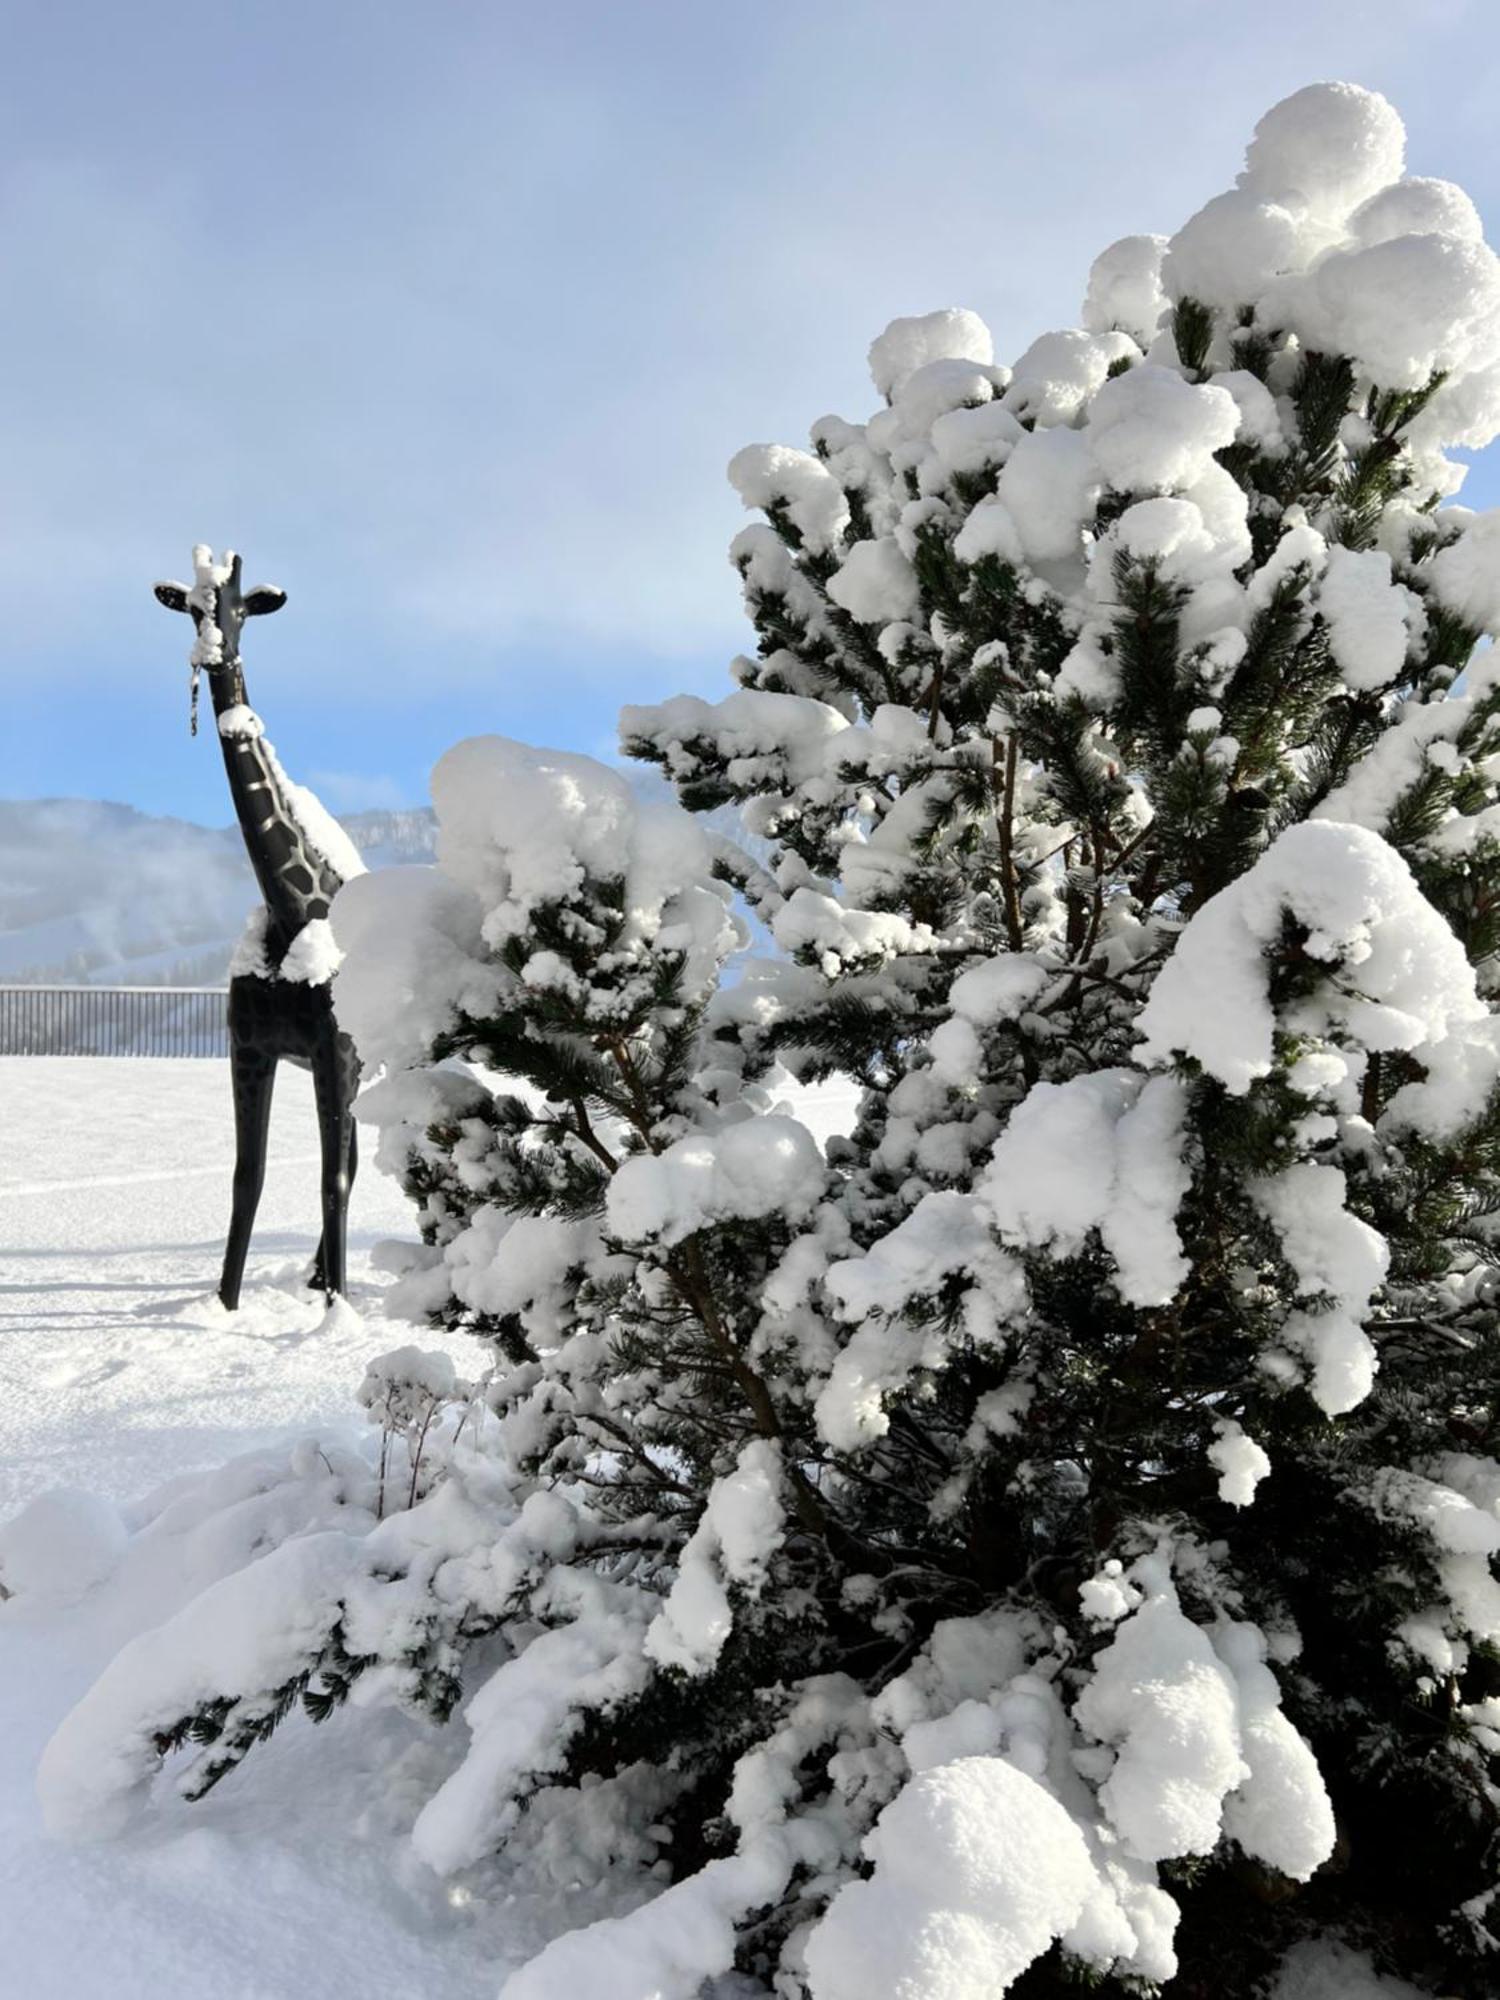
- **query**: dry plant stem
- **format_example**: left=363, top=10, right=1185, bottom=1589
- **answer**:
left=407, top=1401, right=438, bottom=1511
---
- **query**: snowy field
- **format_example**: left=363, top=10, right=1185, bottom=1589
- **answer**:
left=0, top=1057, right=523, bottom=1998
left=0, top=1055, right=856, bottom=1999
left=0, top=1058, right=418, bottom=1517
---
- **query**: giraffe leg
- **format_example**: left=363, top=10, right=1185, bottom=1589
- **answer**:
left=312, top=1035, right=357, bottom=1302
left=307, top=1067, right=357, bottom=1294
left=222, top=1043, right=276, bottom=1311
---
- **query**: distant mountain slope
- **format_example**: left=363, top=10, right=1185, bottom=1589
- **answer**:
left=0, top=800, right=437, bottom=987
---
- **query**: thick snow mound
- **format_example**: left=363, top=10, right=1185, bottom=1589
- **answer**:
left=336, top=734, right=742, bottom=1071
left=621, top=688, right=851, bottom=789
left=644, top=1439, right=784, bottom=1674
left=825, top=535, right=921, bottom=625
left=1350, top=175, right=1484, bottom=248
left=1208, top=1420, right=1271, bottom=1508
left=432, top=737, right=729, bottom=985
left=412, top=1591, right=652, bottom=1876
left=979, top=1070, right=1190, bottom=1308
left=727, top=443, right=849, bottom=554
left=1240, top=82, right=1406, bottom=219
left=1003, top=328, right=1139, bottom=428
left=1162, top=188, right=1311, bottom=312
left=0, top=1487, right=127, bottom=1602
left=1074, top=1587, right=1248, bottom=1862
left=1081, top=234, right=1167, bottom=346
left=1215, top=1622, right=1336, bottom=1881
left=38, top=1528, right=367, bottom=1839
left=817, top=1191, right=1027, bottom=1451
left=868, top=308, right=994, bottom=400
left=1136, top=820, right=1486, bottom=1094
left=1287, top=232, right=1500, bottom=392
left=1318, top=546, right=1422, bottom=690
left=333, top=865, right=501, bottom=1072
left=805, top=1756, right=1095, bottom=2000
left=995, top=426, right=1099, bottom=563
left=1429, top=510, right=1500, bottom=635
left=605, top=1115, right=826, bottom=1246
left=1085, top=363, right=1240, bottom=494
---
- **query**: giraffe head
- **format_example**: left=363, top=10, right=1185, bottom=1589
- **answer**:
left=154, top=545, right=285, bottom=671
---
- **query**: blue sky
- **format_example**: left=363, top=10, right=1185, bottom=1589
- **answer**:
left=5, top=0, right=1500, bottom=825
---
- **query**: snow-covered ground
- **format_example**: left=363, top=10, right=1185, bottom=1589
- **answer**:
left=0, top=1055, right=858, bottom=1999
left=0, top=1058, right=415, bottom=1517
left=0, top=1058, right=522, bottom=1998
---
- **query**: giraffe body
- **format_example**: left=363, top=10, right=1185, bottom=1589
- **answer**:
left=156, top=547, right=362, bottom=1309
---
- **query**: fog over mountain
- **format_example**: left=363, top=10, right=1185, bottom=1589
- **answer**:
left=0, top=800, right=436, bottom=986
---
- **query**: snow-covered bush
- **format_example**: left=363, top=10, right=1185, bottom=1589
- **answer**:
left=41, top=81, right=1500, bottom=1998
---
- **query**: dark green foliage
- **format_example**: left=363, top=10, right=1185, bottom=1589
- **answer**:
left=1171, top=296, right=1215, bottom=378
left=153, top=1624, right=379, bottom=1800
left=611, top=275, right=1500, bottom=1995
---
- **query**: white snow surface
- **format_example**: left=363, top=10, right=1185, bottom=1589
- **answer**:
left=605, top=1114, right=826, bottom=1246
left=643, top=1440, right=785, bottom=1675
left=1429, top=509, right=1500, bottom=635
left=867, top=308, right=994, bottom=400
left=0, top=1057, right=556, bottom=1997
left=0, top=1056, right=788, bottom=1992
left=727, top=443, right=850, bottom=555
left=805, top=1755, right=1097, bottom=2000
left=1072, top=1562, right=1334, bottom=1881
left=1317, top=546, right=1422, bottom=690
left=978, top=1070, right=1191, bottom=1308
left=824, top=534, right=921, bottom=626
left=1209, top=1419, right=1272, bottom=1508
left=1240, top=82, right=1406, bottom=218
left=1081, top=234, right=1168, bottom=346
left=1085, top=364, right=1240, bottom=495
left=1136, top=819, right=1489, bottom=1101
left=0, top=1057, right=862, bottom=2000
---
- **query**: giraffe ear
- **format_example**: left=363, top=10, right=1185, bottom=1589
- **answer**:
left=244, top=585, right=287, bottom=617
left=154, top=581, right=190, bottom=613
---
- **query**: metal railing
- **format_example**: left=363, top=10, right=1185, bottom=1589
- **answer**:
left=0, top=986, right=229, bottom=1058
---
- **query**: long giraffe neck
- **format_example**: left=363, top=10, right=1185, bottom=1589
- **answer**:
left=209, top=666, right=346, bottom=965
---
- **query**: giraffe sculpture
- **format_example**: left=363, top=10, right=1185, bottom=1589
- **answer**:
left=155, top=546, right=363, bottom=1310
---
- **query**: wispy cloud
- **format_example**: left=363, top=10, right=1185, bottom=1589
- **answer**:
left=4, top=0, right=1500, bottom=818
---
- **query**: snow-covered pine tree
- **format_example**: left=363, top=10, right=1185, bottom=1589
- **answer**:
left=34, top=79, right=1500, bottom=2000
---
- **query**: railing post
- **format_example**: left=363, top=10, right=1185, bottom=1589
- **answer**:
left=0, top=986, right=231, bottom=1059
